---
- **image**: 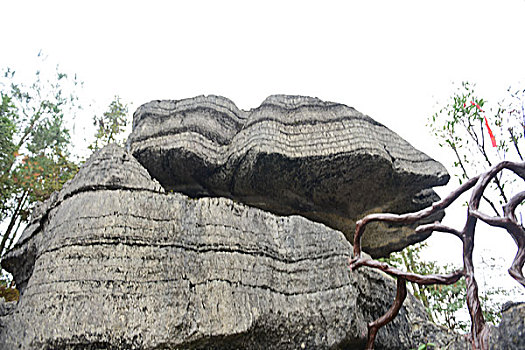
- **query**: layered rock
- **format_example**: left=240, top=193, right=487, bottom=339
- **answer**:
left=128, top=95, right=449, bottom=257
left=1, top=144, right=163, bottom=293
left=1, top=145, right=442, bottom=350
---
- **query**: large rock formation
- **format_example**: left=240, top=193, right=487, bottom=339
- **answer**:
left=1, top=144, right=452, bottom=350
left=128, top=95, right=449, bottom=257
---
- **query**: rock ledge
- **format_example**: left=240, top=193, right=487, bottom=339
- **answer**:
left=128, top=95, right=449, bottom=256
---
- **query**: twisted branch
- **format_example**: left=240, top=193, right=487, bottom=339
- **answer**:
left=366, top=278, right=407, bottom=350
left=350, top=160, right=525, bottom=350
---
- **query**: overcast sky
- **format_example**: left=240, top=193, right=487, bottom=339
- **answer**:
left=2, top=0, right=524, bottom=300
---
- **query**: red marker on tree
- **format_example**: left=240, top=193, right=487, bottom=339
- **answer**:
left=484, top=116, right=497, bottom=147
left=471, top=101, right=495, bottom=147
left=471, top=101, right=484, bottom=113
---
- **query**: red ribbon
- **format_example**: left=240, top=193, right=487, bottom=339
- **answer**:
left=471, top=101, right=484, bottom=112
left=484, top=116, right=497, bottom=147
left=471, top=101, right=496, bottom=147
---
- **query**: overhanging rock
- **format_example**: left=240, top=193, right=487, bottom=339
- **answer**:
left=1, top=145, right=442, bottom=349
left=128, top=95, right=449, bottom=257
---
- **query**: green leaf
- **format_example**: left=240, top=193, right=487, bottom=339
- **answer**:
left=0, top=53, right=82, bottom=258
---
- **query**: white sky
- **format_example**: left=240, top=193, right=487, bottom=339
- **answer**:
left=2, top=0, right=524, bottom=302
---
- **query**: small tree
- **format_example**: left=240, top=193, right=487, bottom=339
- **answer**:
left=382, top=242, right=503, bottom=332
left=352, top=84, right=525, bottom=349
left=0, top=55, right=81, bottom=259
left=429, top=81, right=524, bottom=216
left=350, top=161, right=525, bottom=350
left=0, top=57, right=131, bottom=301
left=89, top=96, right=128, bottom=151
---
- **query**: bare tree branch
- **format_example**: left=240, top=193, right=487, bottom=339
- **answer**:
left=350, top=160, right=525, bottom=350
left=508, top=128, right=524, bottom=161
left=504, top=191, right=525, bottom=219
left=366, top=278, right=407, bottom=350
left=469, top=209, right=510, bottom=228
left=509, top=246, right=525, bottom=287
left=350, top=258, right=464, bottom=286
left=416, top=221, right=464, bottom=240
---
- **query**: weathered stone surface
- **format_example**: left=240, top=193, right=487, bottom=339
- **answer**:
left=1, top=144, right=164, bottom=293
left=489, top=302, right=525, bottom=349
left=408, top=302, right=525, bottom=350
left=0, top=299, right=16, bottom=318
left=128, top=95, right=449, bottom=257
left=1, top=145, right=441, bottom=350
left=410, top=319, right=470, bottom=350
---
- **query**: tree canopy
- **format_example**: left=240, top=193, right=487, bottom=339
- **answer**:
left=0, top=56, right=130, bottom=267
left=429, top=81, right=524, bottom=216
left=0, top=61, right=81, bottom=259
left=369, top=82, right=525, bottom=348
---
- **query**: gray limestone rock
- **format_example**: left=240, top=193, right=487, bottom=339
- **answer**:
left=127, top=95, right=449, bottom=257
left=0, top=299, right=16, bottom=318
left=1, top=144, right=164, bottom=293
left=1, top=145, right=443, bottom=350
left=406, top=302, right=525, bottom=350
left=489, top=302, right=525, bottom=349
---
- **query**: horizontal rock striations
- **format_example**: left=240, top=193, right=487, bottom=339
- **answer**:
left=1, top=144, right=164, bottom=293
left=1, top=145, right=439, bottom=350
left=128, top=95, right=449, bottom=257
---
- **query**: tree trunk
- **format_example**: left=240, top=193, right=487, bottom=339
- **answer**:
left=0, top=190, right=28, bottom=257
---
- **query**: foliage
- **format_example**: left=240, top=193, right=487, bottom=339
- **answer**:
left=429, top=81, right=524, bottom=216
left=89, top=96, right=128, bottom=151
left=351, top=160, right=524, bottom=349
left=412, top=343, right=435, bottom=350
left=0, top=271, right=18, bottom=302
left=381, top=243, right=503, bottom=332
left=0, top=95, right=17, bottom=219
left=425, top=81, right=524, bottom=331
left=0, top=54, right=82, bottom=259
left=0, top=55, right=132, bottom=295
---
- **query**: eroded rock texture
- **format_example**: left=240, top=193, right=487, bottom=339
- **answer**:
left=128, top=95, right=449, bottom=257
left=489, top=302, right=525, bottom=349
left=1, top=145, right=441, bottom=350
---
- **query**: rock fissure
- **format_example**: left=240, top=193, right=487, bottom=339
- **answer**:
left=185, top=277, right=353, bottom=297
left=25, top=276, right=356, bottom=299
left=11, top=186, right=165, bottom=250
left=383, top=144, right=396, bottom=164
left=38, top=240, right=351, bottom=266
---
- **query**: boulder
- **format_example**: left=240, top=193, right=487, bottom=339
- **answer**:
left=128, top=95, right=449, bottom=257
left=1, top=145, right=442, bottom=350
left=489, top=302, right=525, bottom=349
